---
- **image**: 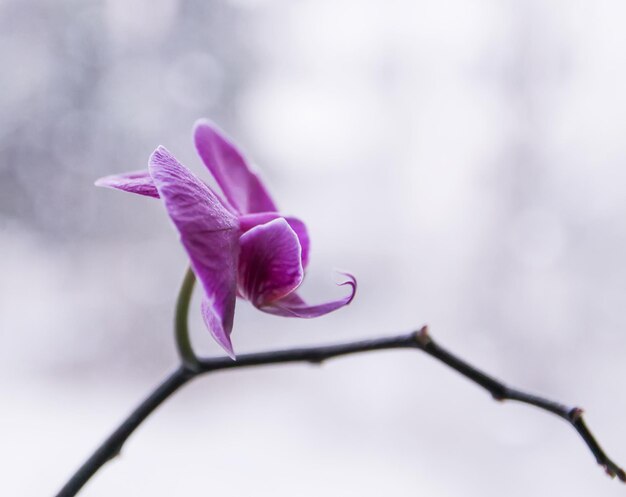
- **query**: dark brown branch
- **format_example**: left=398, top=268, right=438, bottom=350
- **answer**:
left=411, top=327, right=625, bottom=481
left=55, top=367, right=194, bottom=497
left=55, top=327, right=624, bottom=497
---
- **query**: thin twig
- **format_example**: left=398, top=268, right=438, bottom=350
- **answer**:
left=55, top=367, right=193, bottom=497
left=55, top=327, right=625, bottom=497
left=412, top=326, right=625, bottom=481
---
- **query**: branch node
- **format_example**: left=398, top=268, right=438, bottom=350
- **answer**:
left=569, top=407, right=584, bottom=422
left=414, top=325, right=431, bottom=346
left=107, top=446, right=122, bottom=462
left=491, top=392, right=506, bottom=402
left=57, top=331, right=626, bottom=495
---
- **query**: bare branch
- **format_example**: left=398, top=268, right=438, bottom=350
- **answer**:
left=55, top=327, right=624, bottom=497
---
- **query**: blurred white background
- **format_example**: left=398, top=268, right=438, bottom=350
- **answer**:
left=1, top=0, right=626, bottom=495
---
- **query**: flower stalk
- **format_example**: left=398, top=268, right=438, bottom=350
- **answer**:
left=174, top=266, right=200, bottom=370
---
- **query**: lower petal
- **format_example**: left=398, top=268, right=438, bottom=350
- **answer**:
left=202, top=298, right=236, bottom=359
left=260, top=273, right=356, bottom=318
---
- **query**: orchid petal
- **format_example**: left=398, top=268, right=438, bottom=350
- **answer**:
left=261, top=273, right=356, bottom=318
left=239, top=212, right=310, bottom=268
left=201, top=297, right=236, bottom=359
left=95, top=170, right=159, bottom=198
left=238, top=218, right=303, bottom=307
left=149, top=146, right=239, bottom=355
left=194, top=119, right=277, bottom=214
left=238, top=212, right=277, bottom=232
left=284, top=217, right=310, bottom=269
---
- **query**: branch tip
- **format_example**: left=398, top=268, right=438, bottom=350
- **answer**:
left=569, top=407, right=584, bottom=422
left=414, top=325, right=431, bottom=346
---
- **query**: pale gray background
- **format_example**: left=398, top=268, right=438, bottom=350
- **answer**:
left=1, top=0, right=625, bottom=495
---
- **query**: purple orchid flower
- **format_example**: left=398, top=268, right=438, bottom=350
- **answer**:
left=95, top=120, right=356, bottom=358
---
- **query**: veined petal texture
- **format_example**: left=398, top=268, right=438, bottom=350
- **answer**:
left=95, top=170, right=159, bottom=198
left=149, top=146, right=240, bottom=352
left=238, top=218, right=304, bottom=307
left=194, top=119, right=277, bottom=214
left=201, top=297, right=236, bottom=359
left=239, top=212, right=310, bottom=268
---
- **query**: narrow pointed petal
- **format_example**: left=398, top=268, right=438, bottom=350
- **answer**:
left=261, top=273, right=356, bottom=318
left=95, top=170, right=159, bottom=198
left=149, top=146, right=239, bottom=352
left=194, top=119, right=277, bottom=214
left=239, top=212, right=310, bottom=268
left=202, top=297, right=236, bottom=359
left=238, top=218, right=303, bottom=307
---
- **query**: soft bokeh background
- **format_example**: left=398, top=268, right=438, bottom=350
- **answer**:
left=2, top=0, right=626, bottom=495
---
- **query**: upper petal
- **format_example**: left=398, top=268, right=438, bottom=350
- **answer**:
left=238, top=218, right=303, bottom=307
left=149, top=146, right=239, bottom=353
left=95, top=170, right=159, bottom=198
left=261, top=273, right=356, bottom=318
left=194, top=119, right=277, bottom=214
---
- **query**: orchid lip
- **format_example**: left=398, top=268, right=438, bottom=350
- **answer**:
left=238, top=218, right=304, bottom=307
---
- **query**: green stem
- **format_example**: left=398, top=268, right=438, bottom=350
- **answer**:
left=175, top=266, right=199, bottom=369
